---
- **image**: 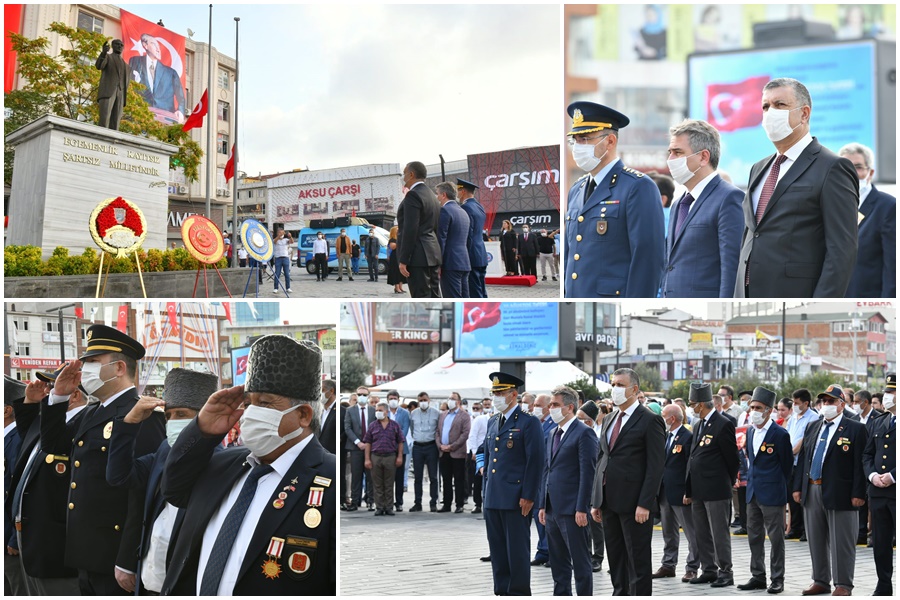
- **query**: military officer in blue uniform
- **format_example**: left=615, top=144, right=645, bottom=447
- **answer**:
left=564, top=101, right=665, bottom=297
left=458, top=178, right=489, bottom=298
left=482, top=372, right=545, bottom=596
left=863, top=373, right=895, bottom=596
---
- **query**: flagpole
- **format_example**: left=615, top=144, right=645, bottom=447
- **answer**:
left=205, top=4, right=213, bottom=219
left=231, top=16, right=240, bottom=267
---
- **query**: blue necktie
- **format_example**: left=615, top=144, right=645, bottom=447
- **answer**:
left=199, top=463, right=274, bottom=595
left=673, top=193, right=695, bottom=236
left=809, top=421, right=833, bottom=481
left=552, top=427, right=563, bottom=456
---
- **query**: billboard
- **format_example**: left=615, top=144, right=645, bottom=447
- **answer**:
left=120, top=10, right=188, bottom=126
left=453, top=302, right=561, bottom=362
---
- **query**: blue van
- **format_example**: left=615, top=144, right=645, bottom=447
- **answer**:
left=297, top=224, right=390, bottom=275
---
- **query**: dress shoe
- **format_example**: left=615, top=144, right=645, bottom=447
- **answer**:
left=691, top=573, right=718, bottom=584
left=831, top=587, right=851, bottom=596
left=340, top=503, right=349, bottom=511
left=430, top=504, right=438, bottom=513
left=336, top=277, right=343, bottom=281
left=530, top=558, right=548, bottom=566
left=711, top=577, right=735, bottom=588
left=480, top=555, right=491, bottom=562
left=472, top=506, right=482, bottom=514
left=544, top=561, right=551, bottom=568
left=652, top=567, right=676, bottom=579
left=374, top=509, right=384, bottom=516
left=345, top=504, right=358, bottom=512
left=384, top=509, right=395, bottom=516
left=592, top=560, right=603, bottom=573
left=395, top=505, right=403, bottom=512
left=802, top=583, right=831, bottom=595
left=768, top=581, right=785, bottom=594
left=437, top=505, right=451, bottom=513
left=799, top=533, right=808, bottom=542
left=733, top=527, right=748, bottom=535
left=455, top=507, right=464, bottom=514
left=856, top=533, right=867, bottom=546
left=349, top=277, right=354, bottom=281
left=785, top=531, right=802, bottom=540
left=682, top=571, right=697, bottom=583
left=368, top=504, right=375, bottom=511
left=409, top=504, right=422, bottom=512
left=737, top=578, right=768, bottom=590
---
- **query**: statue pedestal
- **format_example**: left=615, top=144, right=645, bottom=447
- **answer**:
left=5, top=114, right=177, bottom=258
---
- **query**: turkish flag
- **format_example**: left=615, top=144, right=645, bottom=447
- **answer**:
left=461, top=303, right=502, bottom=333
left=223, top=302, right=232, bottom=324
left=166, top=302, right=179, bottom=334
left=182, top=89, right=208, bottom=132
left=225, top=144, right=236, bottom=182
left=236, top=355, right=248, bottom=376
left=116, top=305, right=129, bottom=333
left=74, top=306, right=84, bottom=319
left=706, top=75, right=769, bottom=133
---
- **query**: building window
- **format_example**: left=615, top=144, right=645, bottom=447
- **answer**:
left=12, top=318, right=28, bottom=331
left=218, top=101, right=230, bottom=122
left=218, top=68, right=230, bottom=90
left=217, top=133, right=229, bottom=155
left=16, top=343, right=30, bottom=356
left=77, top=11, right=104, bottom=34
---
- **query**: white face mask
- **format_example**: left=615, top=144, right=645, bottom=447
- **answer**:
left=685, top=407, right=695, bottom=420
left=166, top=417, right=192, bottom=447
left=549, top=406, right=565, bottom=424
left=762, top=106, right=802, bottom=142
left=419, top=401, right=429, bottom=410
left=858, top=177, right=872, bottom=199
left=447, top=400, right=457, bottom=410
left=610, top=386, right=628, bottom=406
left=357, top=394, right=368, bottom=401
left=571, top=138, right=607, bottom=172
left=749, top=410, right=766, bottom=427
left=80, top=360, right=120, bottom=395
left=492, top=394, right=509, bottom=413
left=239, top=404, right=302, bottom=457
left=375, top=410, right=385, bottom=420
left=532, top=406, right=545, bottom=418
left=388, top=399, right=399, bottom=409
left=792, top=404, right=803, bottom=415
left=845, top=404, right=859, bottom=415
left=666, top=150, right=702, bottom=185
left=820, top=404, right=839, bottom=420
left=472, top=410, right=482, bottom=416
left=882, top=393, right=895, bottom=411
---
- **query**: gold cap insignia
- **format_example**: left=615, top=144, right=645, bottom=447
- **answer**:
left=573, top=109, right=584, bottom=127
left=87, top=330, right=93, bottom=340
left=493, top=377, right=500, bottom=386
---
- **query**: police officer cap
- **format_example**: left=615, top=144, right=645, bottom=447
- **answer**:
left=245, top=335, right=322, bottom=403
left=4, top=375, right=26, bottom=405
left=750, top=386, right=777, bottom=409
left=885, top=373, right=896, bottom=392
left=817, top=384, right=844, bottom=402
left=567, top=101, right=630, bottom=136
left=81, top=324, right=145, bottom=361
left=688, top=382, right=712, bottom=404
left=579, top=400, right=599, bottom=422
left=457, top=179, right=479, bottom=192
left=164, top=368, right=219, bottom=412
left=489, top=371, right=524, bottom=393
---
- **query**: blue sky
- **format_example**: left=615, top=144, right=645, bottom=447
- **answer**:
left=121, top=4, right=561, bottom=176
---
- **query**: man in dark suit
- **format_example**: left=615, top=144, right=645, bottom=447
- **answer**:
left=160, top=336, right=335, bottom=596
left=458, top=179, right=489, bottom=297
left=538, top=385, right=598, bottom=596
left=127, top=33, right=186, bottom=122
left=590, top=368, right=665, bottom=595
left=397, top=161, right=442, bottom=297
left=95, top=39, right=129, bottom=130
left=436, top=391, right=470, bottom=513
left=793, top=384, right=867, bottom=596
left=516, top=225, right=540, bottom=277
left=654, top=404, right=700, bottom=582
left=435, top=181, right=472, bottom=298
left=838, top=143, right=896, bottom=298
left=343, top=387, right=376, bottom=510
left=662, top=119, right=743, bottom=298
left=684, top=383, right=740, bottom=588
left=364, top=227, right=381, bottom=282
left=106, top=368, right=219, bottom=595
left=40, top=325, right=165, bottom=595
left=320, top=379, right=337, bottom=454
left=862, top=374, right=895, bottom=596
left=4, top=378, right=24, bottom=596
left=739, top=387, right=793, bottom=594
left=483, top=372, right=545, bottom=596
left=735, top=77, right=858, bottom=298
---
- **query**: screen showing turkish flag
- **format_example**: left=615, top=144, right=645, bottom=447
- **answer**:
left=705, top=75, right=769, bottom=133
left=120, top=9, right=188, bottom=125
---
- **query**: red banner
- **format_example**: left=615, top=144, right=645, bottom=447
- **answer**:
left=116, top=305, right=129, bottom=333
left=706, top=75, right=769, bottom=133
left=166, top=302, right=179, bottom=334
left=10, top=357, right=63, bottom=370
left=4, top=4, right=23, bottom=93
left=119, top=9, right=188, bottom=125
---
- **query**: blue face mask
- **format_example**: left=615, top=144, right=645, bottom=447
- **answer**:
left=166, top=418, right=192, bottom=447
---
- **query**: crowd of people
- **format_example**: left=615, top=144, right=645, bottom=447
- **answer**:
left=565, top=77, right=895, bottom=299
left=339, top=371, right=895, bottom=596
left=4, top=326, right=337, bottom=596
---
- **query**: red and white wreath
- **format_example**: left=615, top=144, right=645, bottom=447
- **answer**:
left=89, top=196, right=147, bottom=257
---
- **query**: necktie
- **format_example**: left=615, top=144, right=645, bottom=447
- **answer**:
left=585, top=177, right=597, bottom=201
left=552, top=427, right=563, bottom=457
left=499, top=414, right=506, bottom=429
left=673, top=193, right=695, bottom=236
left=665, top=431, right=674, bottom=454
left=360, top=407, right=367, bottom=438
left=746, top=154, right=788, bottom=287
left=199, top=463, right=274, bottom=595
left=608, top=411, right=625, bottom=451
left=809, top=421, right=833, bottom=481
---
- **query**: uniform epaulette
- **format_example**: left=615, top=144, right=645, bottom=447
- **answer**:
left=577, top=173, right=591, bottom=187
left=621, top=166, right=645, bottom=178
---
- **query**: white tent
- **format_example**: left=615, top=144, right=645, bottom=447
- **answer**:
left=372, top=350, right=610, bottom=399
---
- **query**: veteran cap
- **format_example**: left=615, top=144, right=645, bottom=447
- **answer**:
left=579, top=400, right=600, bottom=422
left=489, top=371, right=524, bottom=393
left=750, top=386, right=777, bottom=409
left=689, top=382, right=712, bottom=404
left=4, top=375, right=26, bottom=405
left=567, top=101, right=630, bottom=137
left=245, top=335, right=322, bottom=402
left=817, top=384, right=845, bottom=402
left=457, top=178, right=479, bottom=193
left=164, top=368, right=219, bottom=412
left=81, top=324, right=145, bottom=361
left=884, top=373, right=896, bottom=392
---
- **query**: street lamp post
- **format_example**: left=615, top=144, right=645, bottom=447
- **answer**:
left=44, top=304, right=79, bottom=363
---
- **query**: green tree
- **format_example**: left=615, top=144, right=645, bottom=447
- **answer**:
left=5, top=22, right=202, bottom=185
left=776, top=370, right=846, bottom=399
left=634, top=362, right=662, bottom=392
left=713, top=370, right=766, bottom=398
left=566, top=376, right=601, bottom=401
left=340, top=344, right=372, bottom=392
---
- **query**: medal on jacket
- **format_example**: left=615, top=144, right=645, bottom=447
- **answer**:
left=304, top=487, right=324, bottom=528
left=104, top=421, right=113, bottom=439
left=261, top=537, right=284, bottom=579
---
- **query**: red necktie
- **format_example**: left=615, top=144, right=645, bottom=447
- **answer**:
left=747, top=154, right=788, bottom=287
left=608, top=411, right=625, bottom=451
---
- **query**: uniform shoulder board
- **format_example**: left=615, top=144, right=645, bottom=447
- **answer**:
left=577, top=173, right=591, bottom=187
left=622, top=166, right=644, bottom=178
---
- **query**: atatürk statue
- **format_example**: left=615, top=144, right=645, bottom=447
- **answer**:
left=95, top=39, right=128, bottom=130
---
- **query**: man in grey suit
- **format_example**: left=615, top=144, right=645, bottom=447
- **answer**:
left=343, top=388, right=377, bottom=511
left=735, top=77, right=858, bottom=298
left=95, top=39, right=128, bottom=130
left=397, top=161, right=442, bottom=298
left=662, top=119, right=743, bottom=298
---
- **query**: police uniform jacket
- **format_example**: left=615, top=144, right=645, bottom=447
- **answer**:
left=846, top=185, right=896, bottom=298
left=482, top=406, right=545, bottom=510
left=461, top=198, right=488, bottom=268
left=793, top=416, right=867, bottom=510
left=160, top=419, right=336, bottom=595
left=685, top=410, right=740, bottom=502
left=438, top=200, right=472, bottom=272
left=659, top=425, right=692, bottom=507
left=538, top=418, right=598, bottom=515
left=40, top=388, right=165, bottom=574
left=565, top=159, right=665, bottom=297
left=861, top=413, right=895, bottom=500
left=746, top=421, right=793, bottom=506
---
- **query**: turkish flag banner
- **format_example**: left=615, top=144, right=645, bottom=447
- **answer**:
left=236, top=355, right=248, bottom=377
left=116, top=305, right=128, bottom=333
left=225, top=144, right=237, bottom=182
left=182, top=89, right=208, bottom=132
left=461, top=303, right=502, bottom=333
left=166, top=302, right=179, bottom=334
left=706, top=75, right=769, bottom=133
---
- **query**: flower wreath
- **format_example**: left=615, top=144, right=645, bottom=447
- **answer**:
left=89, top=197, right=147, bottom=258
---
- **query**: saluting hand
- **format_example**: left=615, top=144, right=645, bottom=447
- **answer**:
left=124, top=396, right=166, bottom=424
left=197, top=386, right=245, bottom=437
left=25, top=380, right=51, bottom=404
left=53, top=360, right=82, bottom=397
